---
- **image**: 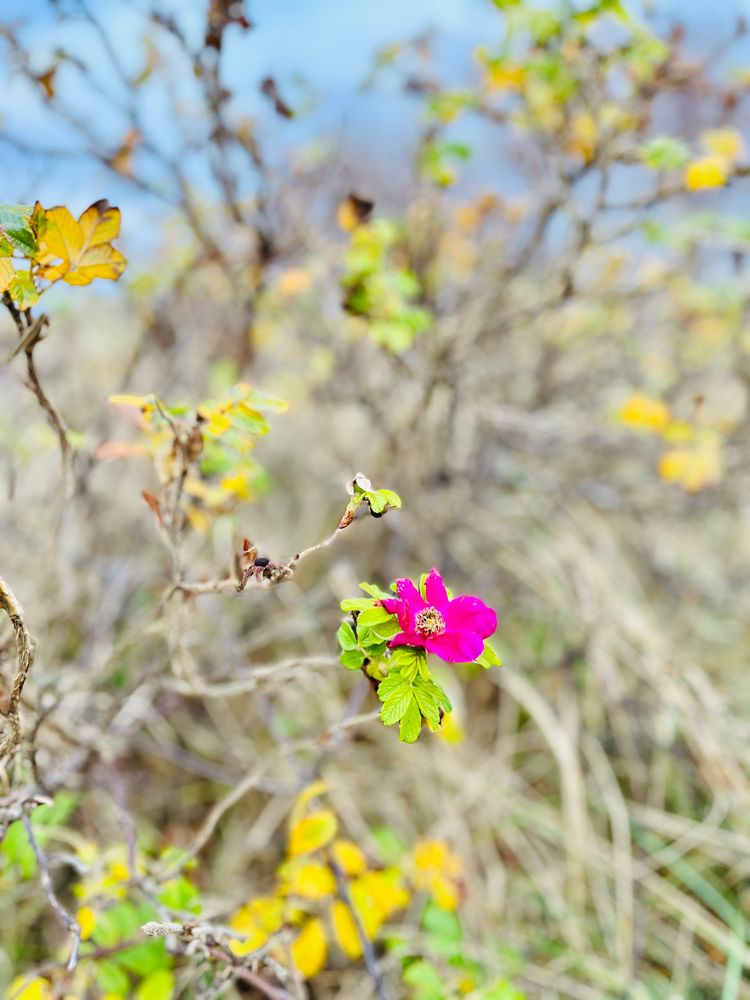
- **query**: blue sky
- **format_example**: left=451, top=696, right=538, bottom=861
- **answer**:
left=2, top=0, right=750, bottom=254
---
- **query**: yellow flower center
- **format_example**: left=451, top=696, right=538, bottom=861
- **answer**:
left=415, top=607, right=446, bottom=636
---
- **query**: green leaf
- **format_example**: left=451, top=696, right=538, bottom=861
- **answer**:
left=156, top=875, right=201, bottom=914
left=412, top=681, right=440, bottom=727
left=639, top=137, right=690, bottom=171
left=96, top=960, right=131, bottom=996
left=360, top=581, right=392, bottom=600
left=340, top=597, right=376, bottom=612
left=8, top=269, right=39, bottom=309
left=0, top=821, right=36, bottom=879
left=116, top=939, right=169, bottom=976
left=337, top=621, right=358, bottom=651
left=377, top=672, right=409, bottom=700
left=381, top=687, right=416, bottom=726
left=340, top=649, right=365, bottom=671
left=357, top=605, right=399, bottom=639
left=390, top=646, right=428, bottom=682
left=399, top=698, right=422, bottom=743
left=476, top=641, right=502, bottom=669
left=357, top=606, right=393, bottom=629
left=422, top=899, right=462, bottom=941
left=135, top=969, right=175, bottom=1000
left=0, top=203, right=37, bottom=256
left=403, top=959, right=444, bottom=997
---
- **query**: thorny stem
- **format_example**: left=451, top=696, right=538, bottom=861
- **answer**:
left=0, top=574, right=35, bottom=761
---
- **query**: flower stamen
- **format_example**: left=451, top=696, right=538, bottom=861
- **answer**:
left=415, top=606, right=446, bottom=637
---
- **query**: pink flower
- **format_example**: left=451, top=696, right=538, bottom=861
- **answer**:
left=381, top=568, right=497, bottom=664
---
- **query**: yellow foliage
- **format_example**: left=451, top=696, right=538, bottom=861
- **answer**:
left=281, top=860, right=336, bottom=899
left=34, top=200, right=127, bottom=285
left=411, top=840, right=463, bottom=911
left=330, top=839, right=367, bottom=876
left=291, top=917, right=327, bottom=978
left=700, top=128, right=744, bottom=164
left=684, top=156, right=728, bottom=191
left=289, top=809, right=338, bottom=857
left=618, top=393, right=670, bottom=432
left=658, top=444, right=723, bottom=492
left=229, top=896, right=285, bottom=956
left=331, top=900, right=363, bottom=958
left=7, top=979, right=53, bottom=1000
left=350, top=869, right=410, bottom=938
left=438, top=711, right=465, bottom=744
left=0, top=259, right=15, bottom=294
left=76, top=905, right=96, bottom=941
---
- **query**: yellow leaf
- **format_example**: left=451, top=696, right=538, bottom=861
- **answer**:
left=8, top=978, right=53, bottom=1000
left=35, top=200, right=127, bottom=286
left=332, top=900, right=362, bottom=958
left=411, top=840, right=463, bottom=910
left=291, top=917, right=327, bottom=978
left=350, top=869, right=410, bottom=938
left=700, top=128, right=744, bottom=164
left=618, top=393, right=670, bottom=432
left=336, top=194, right=373, bottom=232
left=330, top=839, right=367, bottom=877
left=684, top=156, right=727, bottom=191
left=430, top=873, right=460, bottom=911
left=658, top=445, right=723, bottom=492
left=485, top=63, right=525, bottom=91
left=220, top=473, right=253, bottom=501
left=289, top=809, right=338, bottom=857
left=438, top=711, right=464, bottom=744
left=229, top=896, right=285, bottom=956
left=77, top=905, right=96, bottom=941
left=412, top=840, right=463, bottom=879
left=0, top=259, right=14, bottom=294
left=282, top=861, right=336, bottom=899
left=287, top=780, right=329, bottom=833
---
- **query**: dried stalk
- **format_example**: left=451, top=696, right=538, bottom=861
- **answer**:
left=0, top=574, right=34, bottom=761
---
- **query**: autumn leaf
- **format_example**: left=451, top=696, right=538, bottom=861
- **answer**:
left=289, top=809, right=338, bottom=856
left=618, top=393, right=670, bottom=432
left=332, top=901, right=363, bottom=958
left=330, top=839, right=367, bottom=877
left=0, top=259, right=15, bottom=294
left=291, top=917, right=327, bottom=978
left=34, top=200, right=127, bottom=286
left=684, top=156, right=727, bottom=191
left=281, top=860, right=336, bottom=899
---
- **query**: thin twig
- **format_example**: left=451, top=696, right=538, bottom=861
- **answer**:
left=330, top=858, right=388, bottom=1000
left=22, top=814, right=82, bottom=971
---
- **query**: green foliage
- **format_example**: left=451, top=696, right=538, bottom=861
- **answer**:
left=340, top=474, right=402, bottom=528
left=639, top=137, right=690, bottom=171
left=395, top=901, right=527, bottom=999
left=342, top=219, right=433, bottom=352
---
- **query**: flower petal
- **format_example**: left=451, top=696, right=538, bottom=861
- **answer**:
left=380, top=598, right=401, bottom=614
left=424, top=568, right=449, bottom=610
left=389, top=631, right=426, bottom=650
left=445, top=596, right=497, bottom=639
left=395, top=577, right=426, bottom=611
left=426, top=629, right=484, bottom=663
